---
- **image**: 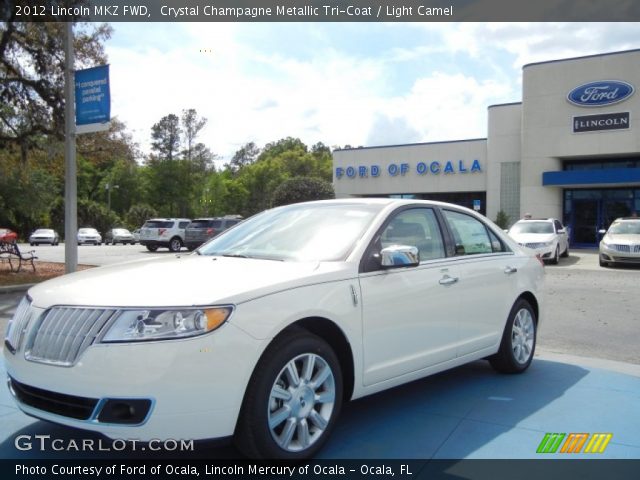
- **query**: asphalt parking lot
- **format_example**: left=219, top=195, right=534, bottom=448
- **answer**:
left=1, top=248, right=639, bottom=459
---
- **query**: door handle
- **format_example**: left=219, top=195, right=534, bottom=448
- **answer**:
left=504, top=266, right=518, bottom=274
left=439, top=275, right=459, bottom=286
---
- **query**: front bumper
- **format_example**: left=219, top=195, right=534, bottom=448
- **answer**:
left=600, top=245, right=640, bottom=264
left=4, top=306, right=265, bottom=441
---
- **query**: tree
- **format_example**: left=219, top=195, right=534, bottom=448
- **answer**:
left=272, top=177, right=335, bottom=207
left=181, top=108, right=207, bottom=162
left=125, top=204, right=158, bottom=230
left=227, top=141, right=259, bottom=175
left=495, top=210, right=510, bottom=230
left=0, top=21, right=112, bottom=163
left=151, top=114, right=181, bottom=161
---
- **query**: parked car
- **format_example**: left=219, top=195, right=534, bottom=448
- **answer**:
left=0, top=228, right=18, bottom=243
left=28, top=229, right=59, bottom=246
left=77, top=228, right=102, bottom=245
left=507, top=218, right=569, bottom=264
left=139, top=218, right=191, bottom=252
left=184, top=215, right=243, bottom=250
left=4, top=199, right=544, bottom=459
left=599, top=217, right=640, bottom=267
left=105, top=228, right=135, bottom=245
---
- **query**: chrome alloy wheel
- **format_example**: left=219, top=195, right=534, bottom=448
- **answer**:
left=267, top=353, right=336, bottom=452
left=511, top=308, right=535, bottom=364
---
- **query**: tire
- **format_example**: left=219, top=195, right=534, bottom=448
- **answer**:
left=234, top=330, right=343, bottom=460
left=561, top=244, right=569, bottom=258
left=549, top=246, right=559, bottom=265
left=168, top=237, right=183, bottom=253
left=599, top=256, right=609, bottom=267
left=146, top=245, right=158, bottom=252
left=489, top=299, right=537, bottom=374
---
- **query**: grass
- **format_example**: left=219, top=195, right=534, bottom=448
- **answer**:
left=0, top=261, right=94, bottom=287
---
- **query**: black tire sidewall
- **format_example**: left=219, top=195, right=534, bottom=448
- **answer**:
left=236, top=332, right=343, bottom=460
left=493, top=299, right=537, bottom=373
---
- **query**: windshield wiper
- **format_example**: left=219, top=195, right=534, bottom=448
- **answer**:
left=222, top=253, right=249, bottom=258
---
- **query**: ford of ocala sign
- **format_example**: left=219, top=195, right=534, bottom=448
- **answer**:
left=567, top=80, right=634, bottom=107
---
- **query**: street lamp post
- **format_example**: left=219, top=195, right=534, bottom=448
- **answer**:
left=106, top=182, right=119, bottom=211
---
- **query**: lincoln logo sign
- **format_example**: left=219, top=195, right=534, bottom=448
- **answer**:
left=567, top=80, right=634, bottom=107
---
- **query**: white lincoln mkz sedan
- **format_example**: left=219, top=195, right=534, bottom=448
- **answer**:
left=4, top=199, right=544, bottom=459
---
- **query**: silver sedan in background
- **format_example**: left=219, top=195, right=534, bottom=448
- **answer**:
left=28, top=229, right=59, bottom=246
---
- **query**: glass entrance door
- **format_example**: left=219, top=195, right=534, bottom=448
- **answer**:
left=572, top=199, right=600, bottom=246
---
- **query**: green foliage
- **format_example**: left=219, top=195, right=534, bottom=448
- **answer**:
left=272, top=177, right=335, bottom=207
left=125, top=204, right=158, bottom=230
left=495, top=210, right=510, bottom=230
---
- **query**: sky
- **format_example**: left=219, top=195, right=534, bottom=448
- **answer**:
left=104, top=22, right=640, bottom=163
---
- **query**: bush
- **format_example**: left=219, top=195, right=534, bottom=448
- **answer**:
left=272, top=177, right=335, bottom=207
left=495, top=210, right=510, bottom=230
left=125, top=204, right=158, bottom=230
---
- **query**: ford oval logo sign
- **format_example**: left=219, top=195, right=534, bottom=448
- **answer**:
left=567, top=80, right=634, bottom=107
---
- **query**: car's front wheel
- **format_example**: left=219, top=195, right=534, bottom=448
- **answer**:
left=235, top=329, right=343, bottom=459
left=489, top=299, right=537, bottom=373
left=168, top=237, right=182, bottom=252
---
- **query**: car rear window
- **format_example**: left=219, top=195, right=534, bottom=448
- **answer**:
left=144, top=221, right=173, bottom=228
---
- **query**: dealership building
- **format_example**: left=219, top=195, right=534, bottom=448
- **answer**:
left=332, top=49, right=640, bottom=247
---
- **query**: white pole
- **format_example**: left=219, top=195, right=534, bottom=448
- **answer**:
left=64, top=22, right=78, bottom=273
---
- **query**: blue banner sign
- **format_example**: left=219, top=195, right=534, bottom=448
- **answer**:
left=567, top=80, right=634, bottom=107
left=75, top=65, right=111, bottom=128
left=335, top=159, right=482, bottom=179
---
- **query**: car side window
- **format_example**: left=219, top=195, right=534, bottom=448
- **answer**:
left=380, top=208, right=445, bottom=261
left=443, top=210, right=493, bottom=255
left=554, top=220, right=563, bottom=232
left=178, top=221, right=190, bottom=229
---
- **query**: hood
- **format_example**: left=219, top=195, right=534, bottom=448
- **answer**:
left=603, top=234, right=640, bottom=245
left=509, top=233, right=555, bottom=244
left=28, top=255, right=356, bottom=309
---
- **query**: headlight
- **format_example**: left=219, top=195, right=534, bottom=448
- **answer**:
left=101, top=306, right=233, bottom=343
left=541, top=241, right=553, bottom=247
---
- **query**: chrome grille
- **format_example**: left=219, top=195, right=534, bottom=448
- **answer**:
left=635, top=245, right=640, bottom=253
left=25, top=307, right=117, bottom=366
left=611, top=244, right=631, bottom=253
left=524, top=242, right=547, bottom=249
left=5, top=297, right=34, bottom=353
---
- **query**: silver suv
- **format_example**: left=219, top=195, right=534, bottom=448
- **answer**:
left=139, top=218, right=191, bottom=252
left=184, top=215, right=243, bottom=251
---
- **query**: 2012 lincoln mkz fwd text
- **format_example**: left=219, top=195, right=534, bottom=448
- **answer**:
left=4, top=199, right=544, bottom=459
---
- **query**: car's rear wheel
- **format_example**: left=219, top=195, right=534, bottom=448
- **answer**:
left=234, top=330, right=343, bottom=459
left=489, top=299, right=537, bottom=374
left=168, top=237, right=182, bottom=252
left=146, top=245, right=158, bottom=252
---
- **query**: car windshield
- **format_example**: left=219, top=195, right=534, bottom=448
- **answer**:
left=113, top=229, right=129, bottom=234
left=35, top=229, right=53, bottom=234
left=199, top=203, right=382, bottom=262
left=608, top=222, right=640, bottom=235
left=510, top=222, right=554, bottom=234
left=79, top=229, right=97, bottom=234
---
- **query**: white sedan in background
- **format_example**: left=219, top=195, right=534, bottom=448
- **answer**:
left=77, top=227, right=102, bottom=245
left=5, top=199, right=544, bottom=459
left=508, top=218, right=569, bottom=264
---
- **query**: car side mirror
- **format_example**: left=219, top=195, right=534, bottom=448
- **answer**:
left=380, top=245, right=420, bottom=268
left=598, top=229, right=606, bottom=235
left=557, top=228, right=566, bottom=234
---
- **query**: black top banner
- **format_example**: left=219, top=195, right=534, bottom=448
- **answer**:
left=3, top=0, right=640, bottom=22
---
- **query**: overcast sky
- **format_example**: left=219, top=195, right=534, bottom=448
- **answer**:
left=105, top=22, right=640, bottom=161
